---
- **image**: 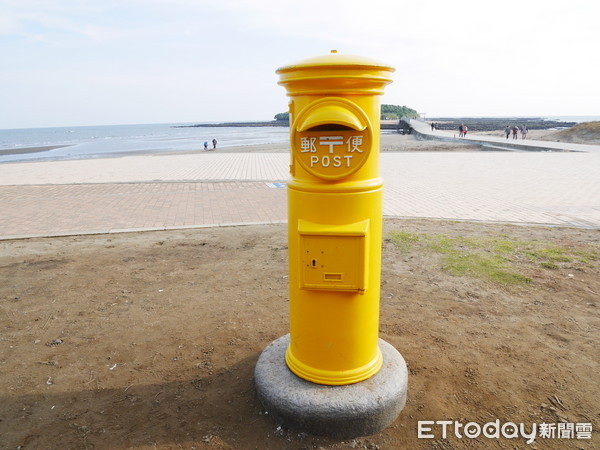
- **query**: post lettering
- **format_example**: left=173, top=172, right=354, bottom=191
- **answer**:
left=298, top=132, right=366, bottom=174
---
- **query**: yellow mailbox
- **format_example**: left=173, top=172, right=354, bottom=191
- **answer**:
left=277, top=51, right=394, bottom=385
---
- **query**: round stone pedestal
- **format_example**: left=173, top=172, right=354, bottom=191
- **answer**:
left=254, top=334, right=407, bottom=439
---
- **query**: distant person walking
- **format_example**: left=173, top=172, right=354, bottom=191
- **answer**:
left=512, top=126, right=519, bottom=140
left=212, top=138, right=218, bottom=149
left=431, top=122, right=435, bottom=131
left=505, top=126, right=511, bottom=139
left=521, top=125, right=528, bottom=140
left=459, top=124, right=464, bottom=138
left=463, top=125, right=468, bottom=137
left=204, top=141, right=208, bottom=150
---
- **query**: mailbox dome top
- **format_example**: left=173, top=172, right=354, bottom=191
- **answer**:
left=277, top=51, right=394, bottom=96
left=277, top=51, right=394, bottom=74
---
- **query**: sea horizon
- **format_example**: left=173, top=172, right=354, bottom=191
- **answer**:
left=2, top=115, right=599, bottom=133
left=0, top=122, right=290, bottom=164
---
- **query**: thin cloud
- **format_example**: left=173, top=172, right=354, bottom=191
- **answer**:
left=0, top=0, right=598, bottom=127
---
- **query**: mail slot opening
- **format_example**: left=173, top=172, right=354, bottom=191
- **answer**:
left=307, top=124, right=354, bottom=131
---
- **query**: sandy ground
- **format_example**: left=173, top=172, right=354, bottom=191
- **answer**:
left=206, top=128, right=571, bottom=154
left=0, top=145, right=70, bottom=156
left=0, top=126, right=585, bottom=160
left=1, top=219, right=598, bottom=449
left=170, top=133, right=483, bottom=155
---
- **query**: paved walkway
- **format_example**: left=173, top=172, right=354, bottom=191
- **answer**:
left=1, top=144, right=599, bottom=239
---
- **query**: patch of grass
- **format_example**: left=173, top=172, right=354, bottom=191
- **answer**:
left=388, top=231, right=420, bottom=252
left=387, top=228, right=599, bottom=286
left=525, top=246, right=573, bottom=264
left=425, top=235, right=530, bottom=285
left=555, top=121, right=600, bottom=142
left=574, top=248, right=600, bottom=265
left=451, top=257, right=529, bottom=284
left=426, top=234, right=456, bottom=254
left=490, top=238, right=518, bottom=255
left=523, top=241, right=599, bottom=268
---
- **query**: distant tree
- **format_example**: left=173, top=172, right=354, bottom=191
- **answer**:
left=275, top=105, right=417, bottom=122
left=381, top=104, right=418, bottom=120
left=274, top=112, right=290, bottom=121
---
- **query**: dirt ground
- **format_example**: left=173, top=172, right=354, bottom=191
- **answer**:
left=0, top=219, right=598, bottom=449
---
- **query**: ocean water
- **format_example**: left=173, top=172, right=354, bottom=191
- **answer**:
left=0, top=123, right=290, bottom=164
left=2, top=116, right=598, bottom=164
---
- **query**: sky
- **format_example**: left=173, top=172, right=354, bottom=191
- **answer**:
left=1, top=0, right=599, bottom=129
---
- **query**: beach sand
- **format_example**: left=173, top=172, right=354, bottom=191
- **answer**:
left=0, top=145, right=69, bottom=156
left=183, top=133, right=486, bottom=154
left=1, top=128, right=571, bottom=160
left=3, top=123, right=586, bottom=160
left=191, top=129, right=567, bottom=154
left=0, top=133, right=486, bottom=159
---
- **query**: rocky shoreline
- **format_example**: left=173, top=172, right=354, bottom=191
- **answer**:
left=177, top=121, right=405, bottom=130
left=178, top=117, right=577, bottom=132
left=174, top=121, right=289, bottom=128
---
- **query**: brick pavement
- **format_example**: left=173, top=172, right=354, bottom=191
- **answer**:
left=0, top=150, right=599, bottom=239
left=0, top=181, right=287, bottom=239
left=379, top=152, right=600, bottom=228
left=0, top=153, right=290, bottom=185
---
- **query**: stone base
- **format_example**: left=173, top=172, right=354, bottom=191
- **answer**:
left=254, top=334, right=407, bottom=439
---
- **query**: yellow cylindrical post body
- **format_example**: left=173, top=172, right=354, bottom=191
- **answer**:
left=277, top=52, right=394, bottom=385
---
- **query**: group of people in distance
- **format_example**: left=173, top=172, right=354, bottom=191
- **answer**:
left=429, top=122, right=530, bottom=140
left=430, top=122, right=470, bottom=137
left=203, top=138, right=218, bottom=150
left=505, top=125, right=528, bottom=140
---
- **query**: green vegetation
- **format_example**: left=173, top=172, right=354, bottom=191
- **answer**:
left=274, top=112, right=290, bottom=121
left=387, top=230, right=599, bottom=286
left=425, top=234, right=532, bottom=285
left=553, top=121, right=600, bottom=144
left=388, top=231, right=420, bottom=252
left=274, top=104, right=418, bottom=122
left=381, top=104, right=418, bottom=120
